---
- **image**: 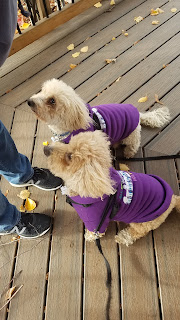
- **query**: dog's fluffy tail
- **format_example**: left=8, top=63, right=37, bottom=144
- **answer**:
left=140, top=106, right=170, bottom=128
left=174, top=195, right=180, bottom=213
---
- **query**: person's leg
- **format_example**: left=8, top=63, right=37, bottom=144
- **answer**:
left=0, top=0, right=17, bottom=67
left=0, top=190, right=20, bottom=232
left=0, top=120, right=34, bottom=184
left=0, top=120, right=63, bottom=190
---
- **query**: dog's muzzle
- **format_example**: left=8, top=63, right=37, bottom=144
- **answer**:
left=27, top=99, right=36, bottom=108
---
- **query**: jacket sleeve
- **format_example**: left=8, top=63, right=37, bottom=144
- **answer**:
left=0, top=0, right=17, bottom=67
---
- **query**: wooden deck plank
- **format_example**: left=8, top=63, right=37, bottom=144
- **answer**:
left=0, top=108, right=37, bottom=319
left=83, top=31, right=180, bottom=104
left=83, top=223, right=121, bottom=320
left=0, top=0, right=141, bottom=94
left=7, top=121, right=55, bottom=320
left=144, top=115, right=180, bottom=320
left=0, top=0, right=175, bottom=102
left=45, top=193, right=84, bottom=320
left=63, top=0, right=180, bottom=91
left=0, top=0, right=124, bottom=77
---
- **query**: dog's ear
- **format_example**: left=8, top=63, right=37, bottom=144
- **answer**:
left=65, top=152, right=72, bottom=165
left=74, top=162, right=115, bottom=198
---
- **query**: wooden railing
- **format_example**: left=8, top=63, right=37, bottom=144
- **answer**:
left=11, top=0, right=99, bottom=55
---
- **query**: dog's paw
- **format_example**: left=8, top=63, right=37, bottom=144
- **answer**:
left=85, top=229, right=105, bottom=242
left=115, top=229, right=134, bottom=246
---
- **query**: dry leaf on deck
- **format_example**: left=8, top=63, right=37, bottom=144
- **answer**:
left=72, top=52, right=80, bottom=58
left=11, top=235, right=20, bottom=242
left=19, top=205, right=26, bottom=212
left=21, top=23, right=30, bottom=30
left=110, top=0, right=115, bottom=5
left=151, top=8, right=164, bottom=15
left=112, top=37, right=116, bottom=40
left=5, top=287, right=16, bottom=300
left=105, top=58, right=116, bottom=64
left=43, top=141, right=49, bottom=146
left=152, top=20, right=159, bottom=25
left=116, top=77, right=121, bottom=82
left=24, top=198, right=36, bottom=211
left=138, top=95, right=148, bottom=103
left=119, top=163, right=130, bottom=171
left=67, top=43, right=74, bottom=51
left=94, top=2, right=102, bottom=8
left=70, top=64, right=77, bottom=69
left=80, top=46, right=88, bottom=53
left=17, top=190, right=30, bottom=200
left=4, top=190, right=9, bottom=197
left=171, top=8, right=177, bottom=13
left=155, top=94, right=164, bottom=105
left=134, top=16, right=144, bottom=23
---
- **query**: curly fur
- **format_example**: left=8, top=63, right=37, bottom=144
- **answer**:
left=28, top=79, right=171, bottom=158
left=44, top=130, right=180, bottom=245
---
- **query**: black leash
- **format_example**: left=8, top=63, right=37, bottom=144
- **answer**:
left=116, top=153, right=180, bottom=162
left=94, top=193, right=117, bottom=320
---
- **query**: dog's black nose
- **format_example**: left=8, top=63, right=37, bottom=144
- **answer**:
left=44, top=145, right=52, bottom=157
left=27, top=99, right=35, bottom=108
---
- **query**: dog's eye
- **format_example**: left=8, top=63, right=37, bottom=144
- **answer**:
left=48, top=98, right=56, bottom=105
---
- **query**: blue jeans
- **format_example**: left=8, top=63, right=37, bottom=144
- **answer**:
left=0, top=120, right=34, bottom=231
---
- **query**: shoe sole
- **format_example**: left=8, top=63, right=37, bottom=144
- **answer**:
left=10, top=182, right=61, bottom=191
left=0, top=227, right=50, bottom=238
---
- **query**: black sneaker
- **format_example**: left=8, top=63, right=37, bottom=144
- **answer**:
left=0, top=213, right=52, bottom=238
left=10, top=167, right=63, bottom=191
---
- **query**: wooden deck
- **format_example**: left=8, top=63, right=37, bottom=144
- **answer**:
left=0, top=0, right=180, bottom=319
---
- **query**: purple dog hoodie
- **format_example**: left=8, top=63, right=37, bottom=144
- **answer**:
left=67, top=168, right=173, bottom=233
left=62, top=103, right=140, bottom=144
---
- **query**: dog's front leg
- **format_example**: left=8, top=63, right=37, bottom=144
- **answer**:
left=115, top=222, right=152, bottom=246
left=85, top=229, right=105, bottom=242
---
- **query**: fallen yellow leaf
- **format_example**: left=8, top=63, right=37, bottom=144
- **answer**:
left=5, top=287, right=16, bottom=300
left=19, top=205, right=26, bottom=212
left=134, top=16, right=144, bottom=23
left=151, top=8, right=164, bottom=15
left=72, top=52, right=80, bottom=58
left=21, top=23, right=30, bottom=30
left=112, top=37, right=116, bottom=40
left=24, top=198, right=36, bottom=211
left=116, top=77, right=121, bottom=82
left=67, top=43, right=74, bottom=51
left=152, top=20, right=159, bottom=25
left=4, top=190, right=9, bottom=197
left=138, top=95, right=148, bottom=103
left=70, top=64, right=77, bottom=69
left=94, top=2, right=102, bottom=7
left=17, top=190, right=30, bottom=200
left=119, top=163, right=130, bottom=171
left=105, top=58, right=116, bottom=64
left=43, top=141, right=49, bottom=146
left=11, top=236, right=20, bottom=242
left=110, top=0, right=115, bottom=5
left=171, top=8, right=177, bottom=13
left=157, top=8, right=164, bottom=13
left=155, top=94, right=164, bottom=105
left=80, top=46, right=88, bottom=53
left=124, top=32, right=128, bottom=36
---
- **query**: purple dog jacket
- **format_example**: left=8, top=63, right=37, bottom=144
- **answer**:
left=68, top=168, right=173, bottom=233
left=63, top=103, right=140, bottom=144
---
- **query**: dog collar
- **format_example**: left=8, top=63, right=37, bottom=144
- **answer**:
left=92, top=108, right=106, bottom=130
left=51, top=131, right=71, bottom=142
